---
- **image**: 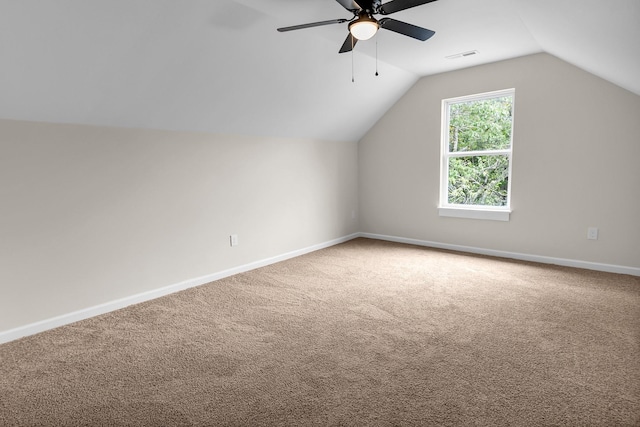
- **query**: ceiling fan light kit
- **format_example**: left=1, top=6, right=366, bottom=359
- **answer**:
left=349, top=14, right=379, bottom=40
left=277, top=0, right=438, bottom=54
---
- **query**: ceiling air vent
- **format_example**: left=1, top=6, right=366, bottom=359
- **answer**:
left=446, top=50, right=478, bottom=59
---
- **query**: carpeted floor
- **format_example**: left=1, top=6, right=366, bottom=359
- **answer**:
left=1, top=238, right=639, bottom=426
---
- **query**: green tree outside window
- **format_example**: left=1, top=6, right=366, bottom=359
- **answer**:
left=444, top=93, right=514, bottom=207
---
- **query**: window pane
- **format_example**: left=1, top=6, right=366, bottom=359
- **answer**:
left=449, top=96, right=513, bottom=152
left=448, top=155, right=509, bottom=206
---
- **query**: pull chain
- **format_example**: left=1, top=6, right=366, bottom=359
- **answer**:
left=351, top=35, right=355, bottom=83
left=375, top=33, right=379, bottom=76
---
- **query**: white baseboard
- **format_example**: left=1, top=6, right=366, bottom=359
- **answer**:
left=359, top=232, right=640, bottom=277
left=0, top=233, right=360, bottom=345
left=3, top=231, right=635, bottom=345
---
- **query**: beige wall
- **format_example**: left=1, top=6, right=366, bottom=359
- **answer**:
left=359, top=53, right=640, bottom=269
left=2, top=52, right=639, bottom=335
left=0, top=120, right=359, bottom=332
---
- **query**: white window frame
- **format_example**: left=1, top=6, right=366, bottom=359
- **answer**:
left=438, top=88, right=515, bottom=222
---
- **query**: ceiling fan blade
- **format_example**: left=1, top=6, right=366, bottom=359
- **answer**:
left=379, top=18, right=435, bottom=41
left=379, top=0, right=438, bottom=15
left=334, top=0, right=362, bottom=12
left=339, top=33, right=358, bottom=53
left=277, top=18, right=349, bottom=32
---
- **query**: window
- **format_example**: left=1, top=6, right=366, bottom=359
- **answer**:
left=439, top=89, right=515, bottom=221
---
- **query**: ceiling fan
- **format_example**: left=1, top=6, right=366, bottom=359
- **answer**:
left=277, top=0, right=438, bottom=54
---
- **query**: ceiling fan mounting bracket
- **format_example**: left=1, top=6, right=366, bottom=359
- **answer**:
left=370, top=0, right=383, bottom=14
left=357, top=0, right=381, bottom=15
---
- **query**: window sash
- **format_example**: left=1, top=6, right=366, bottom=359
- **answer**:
left=439, top=89, right=515, bottom=217
left=445, top=149, right=511, bottom=158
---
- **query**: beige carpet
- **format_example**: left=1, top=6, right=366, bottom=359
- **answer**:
left=1, top=238, right=639, bottom=426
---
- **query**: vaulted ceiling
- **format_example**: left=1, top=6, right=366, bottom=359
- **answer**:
left=1, top=0, right=638, bottom=142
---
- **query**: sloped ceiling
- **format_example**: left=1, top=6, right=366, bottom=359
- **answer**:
left=0, top=0, right=638, bottom=142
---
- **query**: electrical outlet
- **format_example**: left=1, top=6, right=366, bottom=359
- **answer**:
left=587, top=227, right=598, bottom=240
left=230, top=234, right=239, bottom=247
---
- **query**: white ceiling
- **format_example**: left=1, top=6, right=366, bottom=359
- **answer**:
left=1, top=0, right=638, bottom=142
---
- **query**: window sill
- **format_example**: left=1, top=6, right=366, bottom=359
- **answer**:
left=438, top=206, right=511, bottom=222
